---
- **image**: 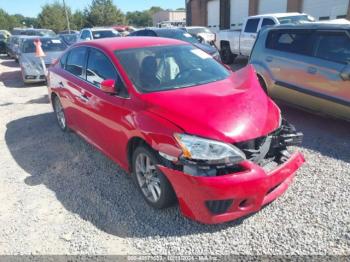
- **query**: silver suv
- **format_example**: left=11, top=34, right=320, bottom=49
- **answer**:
left=250, top=24, right=350, bottom=121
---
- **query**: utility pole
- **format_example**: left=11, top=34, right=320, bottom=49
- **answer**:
left=62, top=0, right=71, bottom=33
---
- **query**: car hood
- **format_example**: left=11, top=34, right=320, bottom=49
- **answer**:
left=142, top=65, right=281, bottom=144
left=193, top=42, right=217, bottom=55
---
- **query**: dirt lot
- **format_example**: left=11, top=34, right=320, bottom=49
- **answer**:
left=0, top=55, right=349, bottom=255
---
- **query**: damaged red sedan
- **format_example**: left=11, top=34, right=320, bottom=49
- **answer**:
left=47, top=37, right=304, bottom=224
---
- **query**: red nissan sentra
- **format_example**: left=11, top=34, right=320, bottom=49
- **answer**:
left=47, top=37, right=305, bottom=224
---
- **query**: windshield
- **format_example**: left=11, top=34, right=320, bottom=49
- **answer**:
left=22, top=38, right=67, bottom=53
left=157, top=30, right=199, bottom=44
left=92, top=30, right=119, bottom=39
left=187, top=27, right=212, bottom=35
left=60, top=34, right=77, bottom=45
left=115, top=45, right=230, bottom=93
left=278, top=15, right=314, bottom=24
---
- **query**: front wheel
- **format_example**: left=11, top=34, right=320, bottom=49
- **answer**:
left=132, top=145, right=176, bottom=209
left=53, top=96, right=69, bottom=132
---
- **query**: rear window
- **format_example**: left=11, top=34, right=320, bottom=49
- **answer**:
left=92, top=30, right=119, bottom=39
left=266, top=30, right=313, bottom=55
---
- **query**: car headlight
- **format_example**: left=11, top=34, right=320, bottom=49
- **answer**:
left=174, top=133, right=246, bottom=165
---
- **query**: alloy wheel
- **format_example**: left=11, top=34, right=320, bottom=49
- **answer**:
left=135, top=153, right=162, bottom=203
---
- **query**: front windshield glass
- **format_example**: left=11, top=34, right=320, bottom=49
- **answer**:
left=115, top=45, right=230, bottom=93
left=278, top=15, right=314, bottom=24
left=22, top=38, right=67, bottom=53
left=158, top=30, right=199, bottom=44
left=92, top=30, right=119, bottom=39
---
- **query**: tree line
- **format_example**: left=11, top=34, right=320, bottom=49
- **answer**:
left=0, top=0, right=181, bottom=32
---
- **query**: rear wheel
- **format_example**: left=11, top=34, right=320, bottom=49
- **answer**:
left=132, top=145, right=176, bottom=209
left=52, top=96, right=68, bottom=132
left=220, top=43, right=236, bottom=65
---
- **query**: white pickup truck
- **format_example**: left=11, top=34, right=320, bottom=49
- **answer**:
left=216, top=13, right=314, bottom=64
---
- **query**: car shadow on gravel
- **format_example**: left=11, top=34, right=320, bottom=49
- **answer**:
left=280, top=104, right=350, bottom=163
left=0, top=71, right=43, bottom=88
left=5, top=113, right=246, bottom=239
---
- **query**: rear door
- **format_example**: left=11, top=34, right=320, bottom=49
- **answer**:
left=240, top=18, right=260, bottom=56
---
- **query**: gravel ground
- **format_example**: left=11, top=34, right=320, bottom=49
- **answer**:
left=0, top=55, right=349, bottom=256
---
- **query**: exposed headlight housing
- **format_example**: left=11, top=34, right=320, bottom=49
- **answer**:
left=174, top=133, right=246, bottom=165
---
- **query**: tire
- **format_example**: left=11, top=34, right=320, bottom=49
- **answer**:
left=132, top=145, right=176, bottom=209
left=52, top=96, right=69, bottom=132
left=257, top=75, right=268, bottom=94
left=220, top=43, right=236, bottom=65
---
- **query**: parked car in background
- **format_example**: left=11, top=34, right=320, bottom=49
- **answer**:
left=78, top=28, right=120, bottom=41
left=216, top=13, right=315, bottom=64
left=6, top=35, right=20, bottom=59
left=47, top=37, right=304, bottom=224
left=250, top=23, right=350, bottom=121
left=0, top=33, right=7, bottom=54
left=0, top=30, right=11, bottom=38
left=8, top=36, right=36, bottom=62
left=59, top=33, right=78, bottom=46
left=19, top=37, right=67, bottom=83
left=112, top=25, right=136, bottom=36
left=129, top=28, right=221, bottom=61
left=59, top=30, right=79, bottom=35
left=11, top=28, right=56, bottom=37
left=181, top=26, right=216, bottom=45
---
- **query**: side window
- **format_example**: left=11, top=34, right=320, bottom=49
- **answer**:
left=81, top=30, right=91, bottom=40
left=244, top=19, right=260, bottom=33
left=86, top=48, right=128, bottom=97
left=144, top=30, right=156, bottom=36
left=266, top=30, right=313, bottom=55
left=261, top=18, right=275, bottom=28
left=314, top=31, right=350, bottom=64
left=59, top=52, right=69, bottom=69
left=66, top=47, right=87, bottom=78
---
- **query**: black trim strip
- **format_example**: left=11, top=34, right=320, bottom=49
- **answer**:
left=275, top=81, right=350, bottom=107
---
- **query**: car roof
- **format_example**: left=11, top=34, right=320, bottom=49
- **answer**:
left=82, top=27, right=116, bottom=31
left=249, top=12, right=307, bottom=19
left=75, top=36, right=188, bottom=52
left=266, top=23, right=350, bottom=31
left=145, top=28, right=184, bottom=33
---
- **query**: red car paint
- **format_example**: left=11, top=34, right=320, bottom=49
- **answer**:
left=48, top=37, right=304, bottom=224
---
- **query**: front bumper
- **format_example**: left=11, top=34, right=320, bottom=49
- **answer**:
left=159, top=152, right=304, bottom=224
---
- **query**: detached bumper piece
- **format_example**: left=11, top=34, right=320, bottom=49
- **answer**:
left=159, top=120, right=304, bottom=224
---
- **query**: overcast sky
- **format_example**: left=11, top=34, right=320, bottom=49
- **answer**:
left=0, top=0, right=185, bottom=17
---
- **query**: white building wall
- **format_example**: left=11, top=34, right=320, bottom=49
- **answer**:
left=230, top=0, right=249, bottom=29
left=258, top=0, right=288, bottom=14
left=303, top=0, right=349, bottom=20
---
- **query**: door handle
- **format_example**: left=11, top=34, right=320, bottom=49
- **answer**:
left=78, top=94, right=89, bottom=103
left=266, top=56, right=273, bottom=62
left=307, top=67, right=317, bottom=74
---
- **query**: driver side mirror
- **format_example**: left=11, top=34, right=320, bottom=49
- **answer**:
left=100, top=79, right=117, bottom=94
left=340, top=64, right=350, bottom=81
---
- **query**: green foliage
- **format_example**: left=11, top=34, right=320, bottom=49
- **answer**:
left=0, top=8, right=24, bottom=31
left=71, top=10, right=87, bottom=30
left=84, top=0, right=125, bottom=27
left=126, top=6, right=164, bottom=27
left=37, top=1, right=70, bottom=32
left=126, top=11, right=152, bottom=27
